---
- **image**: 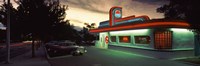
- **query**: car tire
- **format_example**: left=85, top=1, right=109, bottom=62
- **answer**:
left=79, top=53, right=83, bottom=55
left=72, top=52, right=77, bottom=56
left=72, top=52, right=81, bottom=56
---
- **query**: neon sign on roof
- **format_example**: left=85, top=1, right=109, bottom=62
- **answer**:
left=114, top=10, right=122, bottom=18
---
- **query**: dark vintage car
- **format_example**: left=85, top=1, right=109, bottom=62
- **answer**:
left=45, top=40, right=87, bottom=56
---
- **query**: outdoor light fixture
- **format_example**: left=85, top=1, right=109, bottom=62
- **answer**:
left=110, top=29, right=148, bottom=34
left=170, top=28, right=190, bottom=32
left=123, top=36, right=128, bottom=42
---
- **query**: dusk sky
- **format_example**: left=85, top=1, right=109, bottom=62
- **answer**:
left=62, top=0, right=169, bottom=30
left=0, top=0, right=169, bottom=31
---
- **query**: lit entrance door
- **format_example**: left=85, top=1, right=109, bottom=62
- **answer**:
left=154, top=31, right=172, bottom=49
left=99, top=34, right=108, bottom=49
left=102, top=34, right=105, bottom=48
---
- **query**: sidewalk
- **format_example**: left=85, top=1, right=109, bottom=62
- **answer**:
left=0, top=45, right=51, bottom=66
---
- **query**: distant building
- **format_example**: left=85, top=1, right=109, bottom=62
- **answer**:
left=89, top=7, right=193, bottom=51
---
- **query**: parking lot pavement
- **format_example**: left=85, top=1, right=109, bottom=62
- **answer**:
left=108, top=45, right=195, bottom=60
left=0, top=45, right=50, bottom=66
left=48, top=46, right=195, bottom=66
left=0, top=43, right=31, bottom=62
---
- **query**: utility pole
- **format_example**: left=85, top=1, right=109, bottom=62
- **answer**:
left=5, top=0, right=11, bottom=64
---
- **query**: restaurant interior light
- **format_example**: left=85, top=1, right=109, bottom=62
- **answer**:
left=110, top=29, right=148, bottom=34
left=170, top=28, right=190, bottom=32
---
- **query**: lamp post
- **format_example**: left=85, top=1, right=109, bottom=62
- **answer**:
left=5, top=0, right=11, bottom=64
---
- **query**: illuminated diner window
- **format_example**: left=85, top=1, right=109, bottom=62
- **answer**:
left=119, top=36, right=130, bottom=43
left=111, top=36, right=116, bottom=42
left=134, top=36, right=150, bottom=44
left=154, top=31, right=172, bottom=49
left=170, top=28, right=190, bottom=32
left=110, top=29, right=148, bottom=34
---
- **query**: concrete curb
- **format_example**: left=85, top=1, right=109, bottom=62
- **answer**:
left=43, top=45, right=51, bottom=59
left=170, top=57, right=198, bottom=60
left=175, top=60, right=200, bottom=66
left=171, top=57, right=200, bottom=66
left=109, top=44, right=193, bottom=52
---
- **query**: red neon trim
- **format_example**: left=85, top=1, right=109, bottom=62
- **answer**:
left=89, top=22, right=190, bottom=33
left=109, top=6, right=122, bottom=26
left=109, top=8, right=113, bottom=26
left=115, top=15, right=150, bottom=22
left=114, top=15, right=135, bottom=22
left=105, top=36, right=109, bottom=44
left=116, top=10, right=120, bottom=14
left=140, top=15, right=150, bottom=20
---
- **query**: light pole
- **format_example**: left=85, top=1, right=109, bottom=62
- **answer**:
left=5, top=0, right=11, bottom=64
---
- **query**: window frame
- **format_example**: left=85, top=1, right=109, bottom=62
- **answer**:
left=118, top=36, right=131, bottom=43
left=134, top=36, right=151, bottom=44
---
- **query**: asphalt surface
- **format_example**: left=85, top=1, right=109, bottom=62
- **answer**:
left=0, top=42, right=31, bottom=62
left=108, top=45, right=194, bottom=60
left=48, top=46, right=195, bottom=66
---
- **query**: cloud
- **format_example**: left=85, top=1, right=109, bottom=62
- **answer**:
left=1, top=0, right=169, bottom=31
left=0, top=0, right=19, bottom=8
left=61, top=0, right=111, bottom=14
left=61, top=0, right=168, bottom=18
left=65, top=7, right=108, bottom=27
left=69, top=19, right=85, bottom=24
left=73, top=26, right=83, bottom=31
left=60, top=0, right=169, bottom=31
left=133, top=0, right=169, bottom=5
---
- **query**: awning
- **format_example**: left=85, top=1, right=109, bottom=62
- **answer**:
left=89, top=21, right=190, bottom=33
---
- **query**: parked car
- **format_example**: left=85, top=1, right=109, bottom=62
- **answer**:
left=85, top=40, right=95, bottom=45
left=45, top=40, right=87, bottom=56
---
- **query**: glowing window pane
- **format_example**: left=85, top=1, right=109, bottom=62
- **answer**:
left=154, top=31, right=172, bottom=49
left=111, top=36, right=116, bottom=42
left=119, top=36, right=130, bottom=43
left=134, top=36, right=150, bottom=44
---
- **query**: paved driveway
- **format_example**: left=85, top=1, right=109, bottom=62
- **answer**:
left=109, top=45, right=194, bottom=60
left=48, top=46, right=194, bottom=66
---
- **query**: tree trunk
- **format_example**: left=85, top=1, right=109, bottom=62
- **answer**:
left=32, top=36, right=35, bottom=57
left=194, top=33, right=200, bottom=56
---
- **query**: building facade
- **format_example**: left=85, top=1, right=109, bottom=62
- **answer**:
left=89, top=7, right=194, bottom=51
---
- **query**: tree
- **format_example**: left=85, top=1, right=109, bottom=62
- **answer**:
left=157, top=0, right=189, bottom=20
left=80, top=27, right=96, bottom=45
left=0, top=30, right=6, bottom=41
left=157, top=0, right=200, bottom=56
left=1, top=0, right=80, bottom=57
left=0, top=1, right=22, bottom=42
left=82, top=23, right=97, bottom=45
left=16, top=0, right=67, bottom=57
left=52, top=20, right=81, bottom=41
left=84, top=23, right=96, bottom=29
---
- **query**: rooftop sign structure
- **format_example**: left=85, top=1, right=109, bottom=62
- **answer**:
left=90, top=6, right=190, bottom=33
left=109, top=7, right=150, bottom=27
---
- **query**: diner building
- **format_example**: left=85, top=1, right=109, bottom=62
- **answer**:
left=89, top=7, right=194, bottom=50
